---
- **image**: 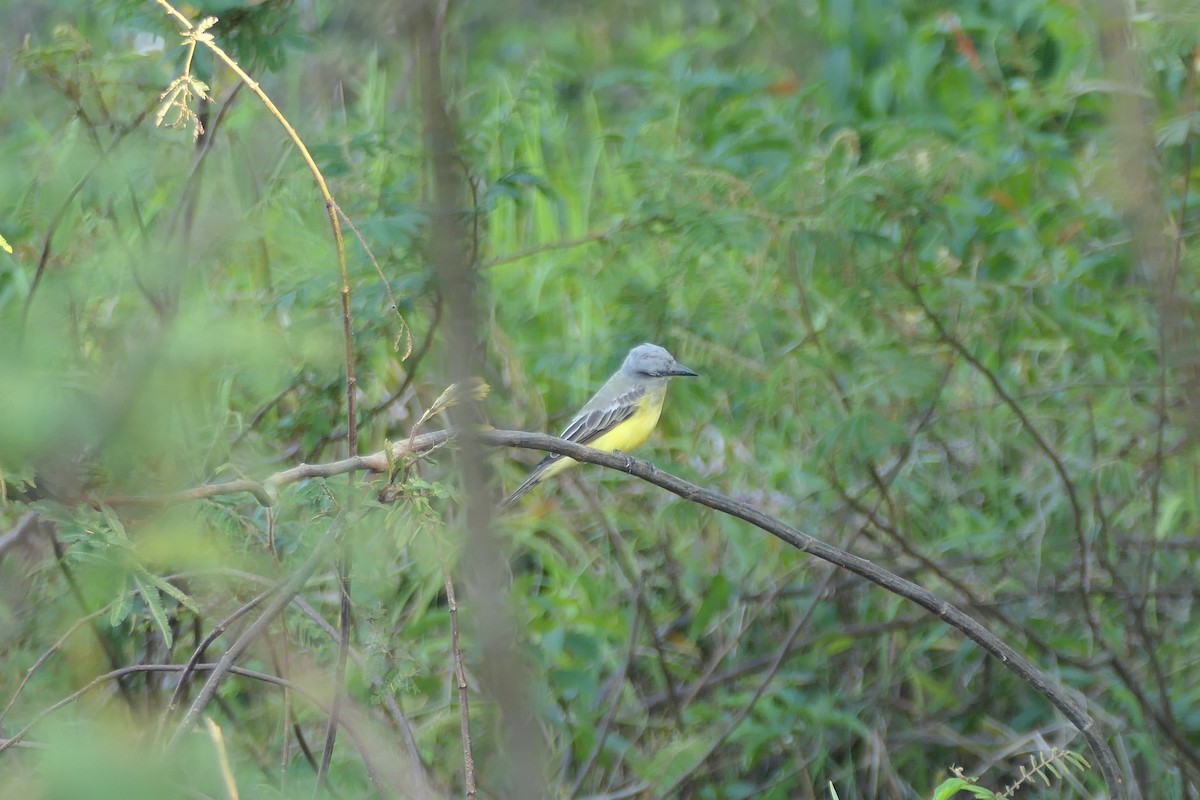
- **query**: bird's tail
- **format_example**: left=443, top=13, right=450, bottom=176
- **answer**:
left=499, top=470, right=545, bottom=509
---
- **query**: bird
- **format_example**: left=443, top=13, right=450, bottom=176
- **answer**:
left=500, top=343, right=698, bottom=507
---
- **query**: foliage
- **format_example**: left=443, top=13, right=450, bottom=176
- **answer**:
left=1, top=0, right=1198, bottom=799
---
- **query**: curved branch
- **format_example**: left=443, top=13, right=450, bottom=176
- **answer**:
left=103, top=430, right=452, bottom=506
left=473, top=430, right=1129, bottom=800
left=97, top=427, right=1126, bottom=797
left=153, top=0, right=357, bottom=462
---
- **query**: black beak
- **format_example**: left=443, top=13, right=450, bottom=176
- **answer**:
left=668, top=361, right=699, bottom=377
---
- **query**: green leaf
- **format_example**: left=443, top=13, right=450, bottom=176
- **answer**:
left=136, top=567, right=200, bottom=615
left=132, top=573, right=173, bottom=649
left=928, top=777, right=1001, bottom=800
left=636, top=736, right=706, bottom=794
left=109, top=583, right=133, bottom=629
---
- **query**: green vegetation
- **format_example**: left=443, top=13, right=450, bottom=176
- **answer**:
left=1, top=1, right=1197, bottom=798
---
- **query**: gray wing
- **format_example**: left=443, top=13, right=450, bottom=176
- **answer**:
left=536, top=385, right=646, bottom=466
left=499, top=384, right=646, bottom=508
left=560, top=386, right=645, bottom=444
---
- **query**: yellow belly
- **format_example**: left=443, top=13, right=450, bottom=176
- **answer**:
left=537, top=391, right=664, bottom=483
left=588, top=399, right=662, bottom=453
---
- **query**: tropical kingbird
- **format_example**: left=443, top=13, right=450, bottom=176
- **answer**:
left=501, top=343, right=698, bottom=507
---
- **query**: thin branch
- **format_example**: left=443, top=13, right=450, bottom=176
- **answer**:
left=336, top=203, right=412, bottom=359
left=414, top=1, right=549, bottom=797
left=231, top=374, right=307, bottom=447
left=369, top=291, right=444, bottom=416
left=577, top=481, right=686, bottom=729
left=19, top=109, right=150, bottom=338
left=568, top=578, right=643, bottom=796
left=443, top=570, right=476, bottom=798
left=158, top=587, right=273, bottom=738
left=153, top=0, right=357, bottom=462
left=201, top=571, right=434, bottom=791
left=479, top=225, right=622, bottom=270
left=899, top=271, right=1102, bottom=635
left=103, top=430, right=452, bottom=506
left=0, top=604, right=112, bottom=726
left=165, top=512, right=344, bottom=749
left=475, top=430, right=1129, bottom=800
left=49, top=533, right=136, bottom=706
left=642, top=616, right=923, bottom=711
left=658, top=596, right=818, bottom=798
left=87, top=426, right=1128, bottom=798
left=315, top=557, right=352, bottom=794
left=0, top=511, right=40, bottom=560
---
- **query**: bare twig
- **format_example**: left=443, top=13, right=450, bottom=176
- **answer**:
left=443, top=570, right=477, bottom=798
left=165, top=512, right=344, bottom=749
left=0, top=660, right=406, bottom=792
left=476, top=431, right=1129, bottom=800
left=152, top=0, right=358, bottom=462
left=370, top=292, right=444, bottom=416
left=658, top=592, right=821, bottom=797
left=48, top=533, right=135, bottom=706
left=0, top=604, right=111, bottom=726
left=479, top=225, right=623, bottom=270
left=159, top=587, right=273, bottom=739
left=568, top=577, right=642, bottom=795
left=103, top=431, right=453, bottom=507
left=83, top=426, right=1128, bottom=797
left=19, top=109, right=151, bottom=338
left=577, top=482, right=686, bottom=728
left=315, top=557, right=352, bottom=794
left=336, top=204, right=412, bottom=359
left=0, top=511, right=40, bottom=560
left=898, top=271, right=1104, bottom=635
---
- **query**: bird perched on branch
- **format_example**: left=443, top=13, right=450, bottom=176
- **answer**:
left=501, top=343, right=698, bottom=507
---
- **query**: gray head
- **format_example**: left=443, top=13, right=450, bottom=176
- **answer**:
left=621, top=343, right=699, bottom=379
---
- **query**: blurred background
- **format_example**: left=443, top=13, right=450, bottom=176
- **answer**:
left=1, top=0, right=1198, bottom=798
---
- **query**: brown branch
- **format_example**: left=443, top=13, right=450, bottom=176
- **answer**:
left=152, top=0, right=358, bottom=460
left=48, top=532, right=136, bottom=706
left=676, top=566, right=804, bottom=711
left=0, top=511, right=40, bottom=560
left=190, top=568, right=436, bottom=790
left=19, top=108, right=151, bottom=339
left=659, top=595, right=819, bottom=798
left=479, top=225, right=622, bottom=270
left=898, top=272, right=1106, bottom=636
left=336, top=203, right=412, bottom=360
left=369, top=291, right=444, bottom=417
left=0, top=604, right=112, bottom=727
left=316, top=556, right=352, bottom=794
left=103, top=430, right=453, bottom=506
left=231, top=374, right=307, bottom=447
left=165, top=512, right=344, bottom=749
left=472, top=430, right=1128, bottom=800
left=643, top=616, right=923, bottom=711
left=158, top=587, right=272, bottom=738
left=443, top=570, right=476, bottom=798
left=152, top=15, right=365, bottom=777
left=576, top=480, right=686, bottom=728
left=568, top=577, right=643, bottom=796
left=90, top=426, right=1126, bottom=796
